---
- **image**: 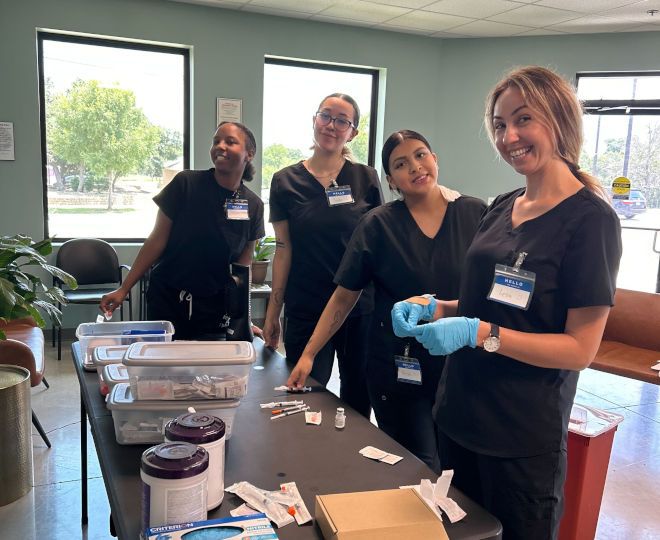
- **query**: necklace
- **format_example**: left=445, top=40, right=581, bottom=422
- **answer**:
left=304, top=159, right=345, bottom=186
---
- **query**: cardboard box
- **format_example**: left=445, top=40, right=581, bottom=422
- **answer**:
left=315, top=488, right=448, bottom=540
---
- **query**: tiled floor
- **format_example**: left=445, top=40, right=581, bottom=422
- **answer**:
left=1, top=341, right=659, bottom=539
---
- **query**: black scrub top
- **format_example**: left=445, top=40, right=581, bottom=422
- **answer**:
left=435, top=187, right=622, bottom=458
left=335, top=194, right=486, bottom=395
left=269, top=160, right=383, bottom=319
left=151, top=169, right=265, bottom=296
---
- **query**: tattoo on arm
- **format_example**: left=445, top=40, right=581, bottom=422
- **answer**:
left=273, top=288, right=284, bottom=306
left=276, top=240, right=286, bottom=248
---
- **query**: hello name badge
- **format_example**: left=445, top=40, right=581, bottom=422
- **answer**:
left=325, top=180, right=354, bottom=207
left=225, top=198, right=249, bottom=220
left=487, top=252, right=535, bottom=310
left=395, top=343, right=422, bottom=385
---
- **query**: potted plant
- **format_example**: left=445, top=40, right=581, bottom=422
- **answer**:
left=251, top=235, right=275, bottom=285
left=0, top=235, right=77, bottom=339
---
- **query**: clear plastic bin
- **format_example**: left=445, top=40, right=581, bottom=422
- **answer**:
left=93, top=345, right=129, bottom=384
left=123, top=341, right=255, bottom=400
left=76, top=321, right=174, bottom=370
left=103, top=363, right=129, bottom=395
left=106, top=383, right=240, bottom=445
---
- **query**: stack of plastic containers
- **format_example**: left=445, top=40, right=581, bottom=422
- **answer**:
left=106, top=341, right=256, bottom=445
left=77, top=321, right=174, bottom=398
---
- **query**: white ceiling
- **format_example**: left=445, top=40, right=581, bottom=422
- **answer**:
left=168, top=0, right=660, bottom=37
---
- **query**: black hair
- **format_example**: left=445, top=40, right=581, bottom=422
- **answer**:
left=217, top=121, right=257, bottom=181
left=381, top=130, right=433, bottom=176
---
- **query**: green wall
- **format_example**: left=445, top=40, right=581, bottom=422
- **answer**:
left=1, top=0, right=659, bottom=328
left=435, top=32, right=660, bottom=200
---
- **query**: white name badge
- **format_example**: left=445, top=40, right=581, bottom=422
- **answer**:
left=395, top=355, right=422, bottom=385
left=488, top=263, right=535, bottom=310
left=325, top=185, right=354, bottom=206
left=225, top=199, right=249, bottom=220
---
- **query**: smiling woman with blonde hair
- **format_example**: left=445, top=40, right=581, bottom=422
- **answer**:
left=393, top=66, right=622, bottom=539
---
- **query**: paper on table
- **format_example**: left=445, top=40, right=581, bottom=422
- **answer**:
left=230, top=503, right=258, bottom=517
left=400, top=471, right=467, bottom=524
left=305, top=411, right=322, bottom=425
left=359, top=446, right=403, bottom=465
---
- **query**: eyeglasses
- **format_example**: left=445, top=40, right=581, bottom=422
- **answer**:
left=314, top=112, right=355, bottom=132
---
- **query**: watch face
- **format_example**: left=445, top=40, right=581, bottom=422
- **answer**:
left=484, top=336, right=500, bottom=353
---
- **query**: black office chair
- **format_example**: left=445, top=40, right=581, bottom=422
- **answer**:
left=52, top=238, right=132, bottom=360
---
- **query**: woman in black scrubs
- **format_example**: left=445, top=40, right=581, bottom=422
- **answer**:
left=393, top=67, right=622, bottom=539
left=287, top=130, right=485, bottom=466
left=263, top=93, right=383, bottom=418
left=100, top=122, right=264, bottom=340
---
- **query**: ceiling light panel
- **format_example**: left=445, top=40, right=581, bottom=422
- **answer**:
left=489, top=4, right=581, bottom=25
left=317, top=0, right=410, bottom=23
left=535, top=0, right=640, bottom=13
left=450, top=19, right=534, bottom=36
left=550, top=14, right=644, bottom=32
left=423, top=0, right=523, bottom=19
left=246, top=0, right=334, bottom=13
left=384, top=10, right=474, bottom=31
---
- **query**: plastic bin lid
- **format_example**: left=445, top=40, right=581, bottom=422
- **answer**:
left=103, top=363, right=129, bottom=384
left=107, top=383, right=240, bottom=411
left=123, top=341, right=256, bottom=366
left=568, top=403, right=624, bottom=437
left=76, top=320, right=174, bottom=338
left=93, top=345, right=129, bottom=365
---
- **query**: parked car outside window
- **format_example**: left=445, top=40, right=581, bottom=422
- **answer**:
left=611, top=189, right=647, bottom=219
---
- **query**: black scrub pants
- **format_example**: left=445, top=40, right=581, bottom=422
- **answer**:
left=435, top=428, right=567, bottom=540
left=147, top=278, right=226, bottom=341
left=284, top=314, right=371, bottom=418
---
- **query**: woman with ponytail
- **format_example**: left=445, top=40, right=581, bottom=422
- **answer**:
left=101, top=122, right=264, bottom=340
left=392, top=66, right=622, bottom=539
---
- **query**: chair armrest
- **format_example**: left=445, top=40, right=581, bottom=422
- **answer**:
left=120, top=264, right=131, bottom=273
left=0, top=338, right=40, bottom=386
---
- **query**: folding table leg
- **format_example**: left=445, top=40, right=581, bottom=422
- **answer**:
left=81, top=391, right=88, bottom=525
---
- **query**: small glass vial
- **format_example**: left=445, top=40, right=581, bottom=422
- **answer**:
left=335, top=407, right=346, bottom=429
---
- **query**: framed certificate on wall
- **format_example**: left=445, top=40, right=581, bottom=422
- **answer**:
left=216, top=98, right=242, bottom=125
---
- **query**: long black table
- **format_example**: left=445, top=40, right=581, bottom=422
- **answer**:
left=72, top=340, right=502, bottom=539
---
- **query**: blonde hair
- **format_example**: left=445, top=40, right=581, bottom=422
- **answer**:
left=485, top=66, right=606, bottom=198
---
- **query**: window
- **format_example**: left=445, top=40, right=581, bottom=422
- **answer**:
left=38, top=32, right=189, bottom=241
left=577, top=72, right=660, bottom=293
left=261, top=57, right=379, bottom=234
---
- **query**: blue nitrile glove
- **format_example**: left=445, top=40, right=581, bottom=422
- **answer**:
left=391, top=297, right=437, bottom=338
left=409, top=317, right=480, bottom=356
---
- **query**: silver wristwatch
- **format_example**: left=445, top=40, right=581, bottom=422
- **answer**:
left=483, top=323, right=501, bottom=353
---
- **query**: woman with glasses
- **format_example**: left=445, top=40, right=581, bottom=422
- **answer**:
left=263, top=93, right=383, bottom=418
left=285, top=130, right=485, bottom=466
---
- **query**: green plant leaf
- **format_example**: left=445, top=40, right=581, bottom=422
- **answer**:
left=42, top=264, right=77, bottom=289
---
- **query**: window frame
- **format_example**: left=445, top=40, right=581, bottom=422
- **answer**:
left=37, top=31, right=190, bottom=243
left=264, top=56, right=380, bottom=167
left=577, top=71, right=660, bottom=116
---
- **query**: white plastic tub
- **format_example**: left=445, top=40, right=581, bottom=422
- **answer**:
left=76, top=321, right=174, bottom=370
left=93, top=345, right=129, bottom=379
left=103, top=363, right=129, bottom=395
left=123, top=341, right=255, bottom=400
left=107, top=383, right=240, bottom=445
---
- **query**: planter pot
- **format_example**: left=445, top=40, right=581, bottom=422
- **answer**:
left=251, top=260, right=270, bottom=285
